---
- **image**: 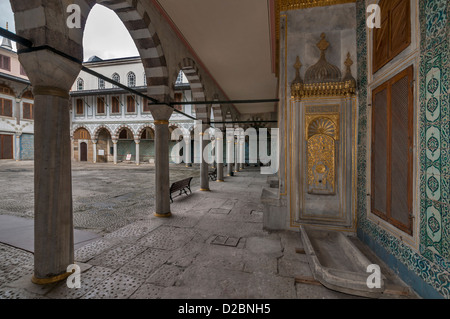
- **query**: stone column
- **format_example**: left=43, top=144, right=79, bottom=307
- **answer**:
left=135, top=138, right=140, bottom=165
left=92, top=140, right=97, bottom=163
left=239, top=136, right=245, bottom=170
left=227, top=138, right=234, bottom=176
left=184, top=134, right=191, bottom=167
left=15, top=98, right=21, bottom=125
left=112, top=138, right=118, bottom=164
left=15, top=134, right=21, bottom=161
left=200, top=124, right=210, bottom=191
left=153, top=119, right=172, bottom=217
left=234, top=139, right=239, bottom=173
left=18, top=49, right=82, bottom=284
left=216, top=135, right=224, bottom=182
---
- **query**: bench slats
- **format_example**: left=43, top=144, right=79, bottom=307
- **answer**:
left=170, top=177, right=193, bottom=202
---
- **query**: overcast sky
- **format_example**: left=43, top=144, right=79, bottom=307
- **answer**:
left=0, top=0, right=17, bottom=51
left=83, top=4, right=139, bottom=61
left=0, top=3, right=139, bottom=61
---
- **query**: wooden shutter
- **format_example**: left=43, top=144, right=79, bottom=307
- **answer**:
left=371, top=65, right=413, bottom=235
left=390, top=0, right=411, bottom=58
left=23, top=102, right=33, bottom=119
left=76, top=99, right=84, bottom=115
left=1, top=98, right=13, bottom=117
left=126, top=96, right=135, bottom=113
left=0, top=55, right=11, bottom=71
left=97, top=97, right=105, bottom=114
left=143, top=98, right=150, bottom=112
left=373, top=0, right=411, bottom=73
left=0, top=135, right=13, bottom=159
left=112, top=96, right=120, bottom=113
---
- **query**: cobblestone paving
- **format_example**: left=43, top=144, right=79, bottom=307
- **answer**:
left=0, top=161, right=200, bottom=235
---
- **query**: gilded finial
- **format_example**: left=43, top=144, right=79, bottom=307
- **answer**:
left=316, top=33, right=329, bottom=53
left=6, top=22, right=8, bottom=30
left=342, top=52, right=355, bottom=83
left=292, top=56, right=303, bottom=85
left=344, top=52, right=353, bottom=68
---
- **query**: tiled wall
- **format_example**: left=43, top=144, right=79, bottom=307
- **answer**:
left=20, top=134, right=34, bottom=160
left=356, top=0, right=449, bottom=299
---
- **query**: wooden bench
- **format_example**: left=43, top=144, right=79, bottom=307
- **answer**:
left=169, top=177, right=193, bottom=203
left=208, top=168, right=217, bottom=181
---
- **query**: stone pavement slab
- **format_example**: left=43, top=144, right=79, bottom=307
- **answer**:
left=0, top=164, right=416, bottom=300
left=0, top=214, right=101, bottom=252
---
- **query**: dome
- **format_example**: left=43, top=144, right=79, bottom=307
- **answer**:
left=304, top=33, right=342, bottom=84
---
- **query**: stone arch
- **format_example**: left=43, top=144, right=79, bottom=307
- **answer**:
left=91, top=1, right=170, bottom=102
left=10, top=0, right=170, bottom=102
left=211, top=94, right=224, bottom=129
left=174, top=58, right=205, bottom=101
left=136, top=125, right=156, bottom=140
left=72, top=124, right=92, bottom=138
left=173, top=58, right=211, bottom=120
left=93, top=125, right=113, bottom=140
left=114, top=124, right=135, bottom=140
left=0, top=82, right=18, bottom=97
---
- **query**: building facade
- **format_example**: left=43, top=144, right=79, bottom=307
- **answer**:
left=0, top=30, right=34, bottom=161
left=70, top=56, right=196, bottom=164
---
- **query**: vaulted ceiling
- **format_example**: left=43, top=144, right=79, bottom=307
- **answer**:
left=155, top=0, right=278, bottom=115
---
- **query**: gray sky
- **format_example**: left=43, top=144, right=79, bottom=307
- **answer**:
left=0, top=0, right=17, bottom=51
left=0, top=3, right=139, bottom=60
left=83, top=4, right=139, bottom=61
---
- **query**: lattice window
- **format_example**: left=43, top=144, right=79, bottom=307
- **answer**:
left=77, top=78, right=84, bottom=91
left=127, top=72, right=136, bottom=87
left=371, top=65, right=414, bottom=235
left=112, top=73, right=120, bottom=88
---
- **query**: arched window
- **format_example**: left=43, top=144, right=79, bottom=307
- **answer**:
left=98, top=78, right=105, bottom=90
left=127, top=72, right=136, bottom=87
left=112, top=73, right=120, bottom=88
left=77, top=78, right=84, bottom=91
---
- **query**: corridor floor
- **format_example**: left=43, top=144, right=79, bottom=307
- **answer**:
left=0, top=161, right=411, bottom=299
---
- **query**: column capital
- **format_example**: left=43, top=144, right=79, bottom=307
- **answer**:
left=33, top=86, right=70, bottom=100
left=154, top=120, right=169, bottom=125
left=91, top=139, right=98, bottom=144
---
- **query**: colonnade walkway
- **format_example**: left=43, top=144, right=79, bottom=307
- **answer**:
left=0, top=163, right=404, bottom=299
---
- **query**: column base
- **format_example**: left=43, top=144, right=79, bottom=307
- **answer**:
left=199, top=188, right=210, bottom=191
left=32, top=272, right=71, bottom=285
left=216, top=180, right=224, bottom=182
left=154, top=212, right=172, bottom=218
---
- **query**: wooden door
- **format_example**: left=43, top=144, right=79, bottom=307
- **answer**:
left=0, top=135, right=13, bottom=159
left=80, top=142, right=88, bottom=162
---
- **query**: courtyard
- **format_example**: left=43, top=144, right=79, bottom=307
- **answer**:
left=0, top=161, right=415, bottom=299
